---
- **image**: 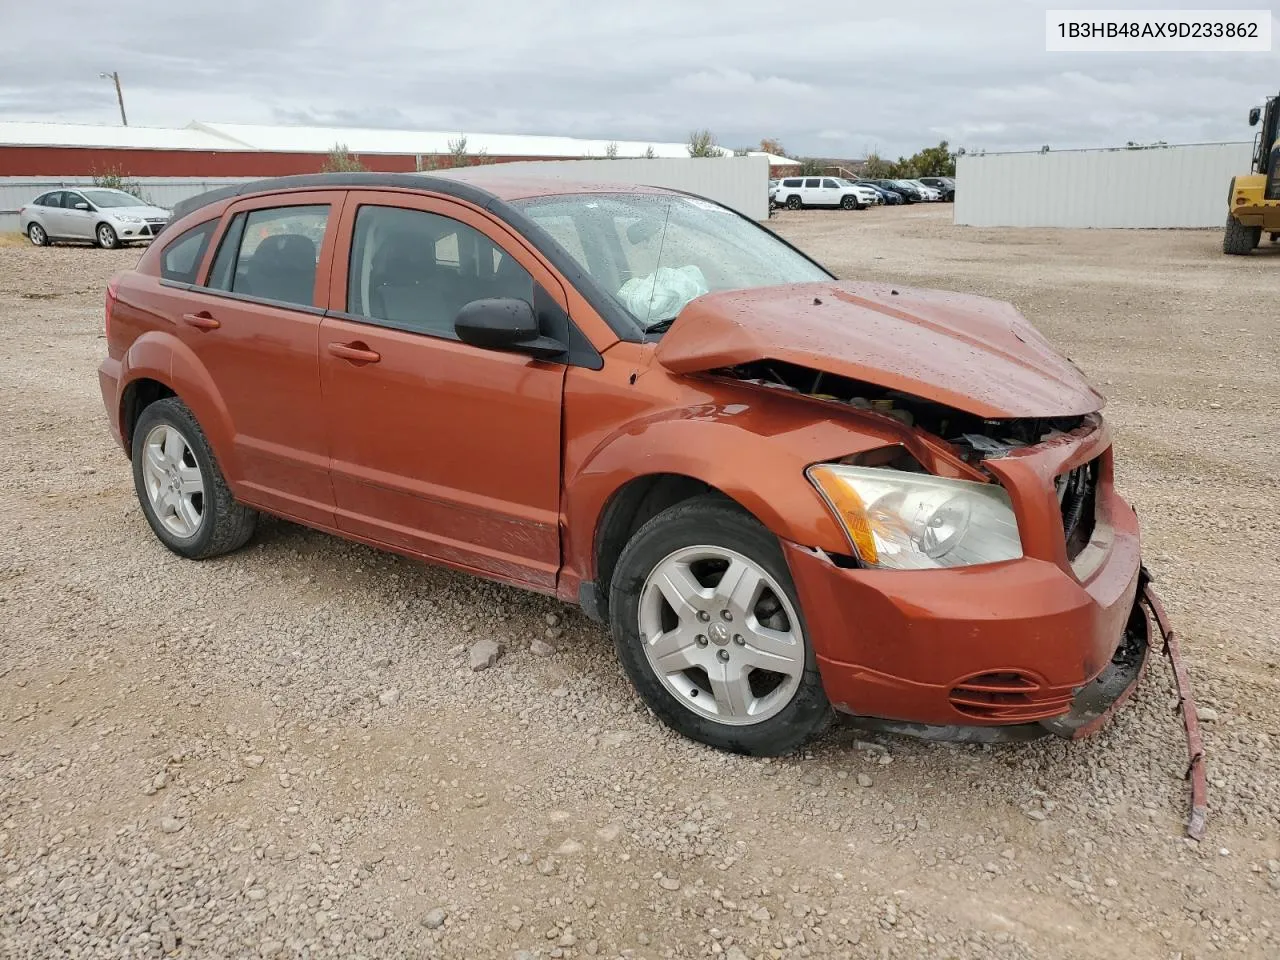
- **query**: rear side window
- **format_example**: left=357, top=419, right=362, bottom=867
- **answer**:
left=34, top=192, right=58, bottom=207
left=346, top=204, right=533, bottom=338
left=159, top=220, right=217, bottom=284
left=214, top=205, right=329, bottom=308
left=804, top=178, right=820, bottom=188
left=782, top=178, right=801, bottom=187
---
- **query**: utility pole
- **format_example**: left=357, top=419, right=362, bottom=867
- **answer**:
left=99, top=72, right=127, bottom=126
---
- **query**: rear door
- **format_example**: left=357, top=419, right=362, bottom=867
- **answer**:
left=800, top=178, right=823, bottom=205
left=162, top=191, right=344, bottom=526
left=318, top=190, right=568, bottom=589
left=42, top=191, right=73, bottom=237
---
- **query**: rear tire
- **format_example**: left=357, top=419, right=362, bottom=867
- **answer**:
left=96, top=223, right=119, bottom=250
left=786, top=195, right=801, bottom=210
left=608, top=496, right=832, bottom=755
left=1223, top=215, right=1261, bottom=255
left=131, top=398, right=257, bottom=559
left=27, top=223, right=48, bottom=246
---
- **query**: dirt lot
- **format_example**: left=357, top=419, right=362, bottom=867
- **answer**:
left=1, top=206, right=1278, bottom=960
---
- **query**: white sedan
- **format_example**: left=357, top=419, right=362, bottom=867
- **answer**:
left=20, top=187, right=171, bottom=249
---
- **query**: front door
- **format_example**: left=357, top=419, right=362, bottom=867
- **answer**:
left=161, top=191, right=344, bottom=527
left=61, top=191, right=96, bottom=239
left=319, top=191, right=567, bottom=589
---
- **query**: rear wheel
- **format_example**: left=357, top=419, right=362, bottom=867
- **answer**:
left=786, top=195, right=801, bottom=210
left=608, top=496, right=831, bottom=755
left=1223, top=215, right=1261, bottom=255
left=131, top=398, right=257, bottom=559
left=27, top=223, right=48, bottom=246
left=96, top=223, right=119, bottom=250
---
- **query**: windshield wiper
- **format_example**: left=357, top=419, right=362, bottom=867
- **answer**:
left=644, top=316, right=679, bottom=334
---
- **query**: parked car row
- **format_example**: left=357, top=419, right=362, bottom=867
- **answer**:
left=769, top=176, right=954, bottom=210
left=18, top=188, right=171, bottom=249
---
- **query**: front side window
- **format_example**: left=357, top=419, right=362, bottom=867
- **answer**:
left=64, top=192, right=88, bottom=209
left=218, top=205, right=329, bottom=307
left=347, top=205, right=533, bottom=337
left=513, top=192, right=830, bottom=330
left=160, top=220, right=217, bottom=284
left=822, top=179, right=839, bottom=189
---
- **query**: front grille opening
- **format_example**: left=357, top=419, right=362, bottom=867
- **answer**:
left=1056, top=458, right=1100, bottom=560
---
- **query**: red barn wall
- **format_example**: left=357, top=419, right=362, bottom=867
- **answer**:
left=0, top=146, right=579, bottom=178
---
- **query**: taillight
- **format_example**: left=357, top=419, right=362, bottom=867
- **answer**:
left=105, top=273, right=121, bottom=337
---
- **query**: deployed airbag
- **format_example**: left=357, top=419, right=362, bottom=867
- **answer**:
left=617, top=265, right=709, bottom=324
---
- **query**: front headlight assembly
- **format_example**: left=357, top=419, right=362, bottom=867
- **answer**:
left=807, top=464, right=1023, bottom=570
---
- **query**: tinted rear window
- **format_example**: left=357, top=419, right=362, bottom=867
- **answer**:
left=160, top=220, right=217, bottom=284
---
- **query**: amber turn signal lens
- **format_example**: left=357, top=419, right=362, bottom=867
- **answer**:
left=808, top=465, right=879, bottom=564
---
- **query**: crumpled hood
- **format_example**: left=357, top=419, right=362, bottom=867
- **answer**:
left=653, top=281, right=1104, bottom=419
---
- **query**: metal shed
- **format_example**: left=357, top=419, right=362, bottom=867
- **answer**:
left=954, top=142, right=1254, bottom=229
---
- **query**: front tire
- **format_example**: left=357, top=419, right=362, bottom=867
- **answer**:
left=608, top=496, right=831, bottom=755
left=27, top=223, right=48, bottom=246
left=131, top=398, right=257, bottom=559
left=1223, top=215, right=1261, bottom=255
left=841, top=195, right=859, bottom=210
left=96, top=223, right=119, bottom=249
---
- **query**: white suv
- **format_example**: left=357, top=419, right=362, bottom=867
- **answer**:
left=772, top=177, right=876, bottom=210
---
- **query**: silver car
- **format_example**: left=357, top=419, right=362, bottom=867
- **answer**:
left=19, top=188, right=170, bottom=249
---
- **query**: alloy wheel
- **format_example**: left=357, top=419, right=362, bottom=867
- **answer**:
left=638, top=545, right=805, bottom=725
left=141, top=423, right=205, bottom=538
left=28, top=223, right=47, bottom=246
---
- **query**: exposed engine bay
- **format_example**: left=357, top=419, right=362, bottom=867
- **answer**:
left=712, top=358, right=1089, bottom=462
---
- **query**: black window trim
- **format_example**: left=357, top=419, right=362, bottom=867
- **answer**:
left=203, top=210, right=247, bottom=291
left=161, top=280, right=328, bottom=317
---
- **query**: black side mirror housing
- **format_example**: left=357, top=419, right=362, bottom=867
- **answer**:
left=1249, top=106, right=1261, bottom=127
left=454, top=298, right=566, bottom=360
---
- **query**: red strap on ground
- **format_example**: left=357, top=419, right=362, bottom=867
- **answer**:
left=1144, top=582, right=1207, bottom=841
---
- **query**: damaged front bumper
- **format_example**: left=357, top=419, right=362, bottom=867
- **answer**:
left=838, top=570, right=1207, bottom=841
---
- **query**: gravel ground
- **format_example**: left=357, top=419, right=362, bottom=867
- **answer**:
left=1, top=209, right=1278, bottom=960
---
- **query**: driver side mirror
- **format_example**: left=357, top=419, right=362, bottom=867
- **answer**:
left=454, top=298, right=566, bottom=360
left=1249, top=106, right=1261, bottom=127
left=74, top=202, right=90, bottom=211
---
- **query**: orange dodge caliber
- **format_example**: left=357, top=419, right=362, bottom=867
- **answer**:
left=99, top=172, right=1155, bottom=756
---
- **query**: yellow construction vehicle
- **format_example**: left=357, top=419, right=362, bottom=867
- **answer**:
left=1224, top=93, right=1280, bottom=254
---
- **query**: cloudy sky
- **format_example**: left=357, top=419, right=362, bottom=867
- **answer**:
left=0, top=0, right=1277, bottom=157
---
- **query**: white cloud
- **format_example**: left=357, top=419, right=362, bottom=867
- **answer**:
left=0, top=0, right=1276, bottom=157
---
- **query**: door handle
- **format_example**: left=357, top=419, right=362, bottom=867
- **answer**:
left=327, top=341, right=381, bottom=364
left=181, top=311, right=220, bottom=331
